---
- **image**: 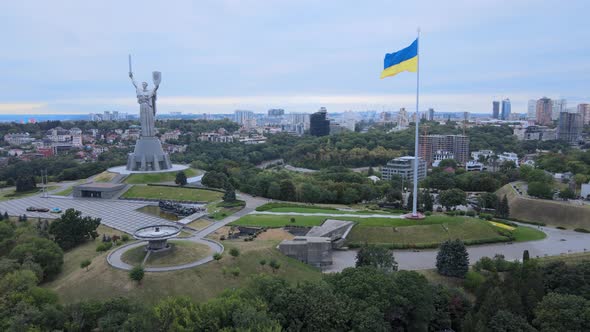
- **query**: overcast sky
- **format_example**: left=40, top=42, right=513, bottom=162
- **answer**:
left=0, top=0, right=588, bottom=115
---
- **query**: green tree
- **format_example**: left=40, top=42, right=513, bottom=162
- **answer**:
left=269, top=259, right=281, bottom=273
left=422, top=192, right=434, bottom=212
left=522, top=250, right=530, bottom=262
left=154, top=297, right=199, bottom=331
left=527, top=181, right=553, bottom=199
left=129, top=265, right=144, bottom=285
left=279, top=179, right=297, bottom=201
left=223, top=184, right=236, bottom=202
left=436, top=239, right=469, bottom=278
left=496, top=195, right=510, bottom=218
left=558, top=188, right=575, bottom=200
left=266, top=182, right=281, bottom=199
left=15, top=176, right=36, bottom=192
left=439, top=188, right=467, bottom=210
left=201, top=171, right=229, bottom=189
left=48, top=209, right=101, bottom=250
left=9, top=237, right=63, bottom=280
left=488, top=310, right=536, bottom=332
left=438, top=159, right=458, bottom=169
left=355, top=244, right=398, bottom=273
left=80, top=259, right=91, bottom=271
left=478, top=192, right=499, bottom=210
left=174, top=171, right=187, bottom=186
left=533, top=293, right=590, bottom=332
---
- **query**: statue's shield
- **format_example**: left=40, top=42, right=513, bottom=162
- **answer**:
left=152, top=71, right=162, bottom=86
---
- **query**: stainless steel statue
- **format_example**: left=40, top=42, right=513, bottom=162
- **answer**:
left=125, top=55, right=172, bottom=171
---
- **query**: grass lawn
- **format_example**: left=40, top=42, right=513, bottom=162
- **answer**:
left=93, top=171, right=117, bottom=183
left=231, top=214, right=327, bottom=227
left=53, top=187, right=74, bottom=197
left=207, top=200, right=246, bottom=220
left=0, top=186, right=58, bottom=201
left=505, top=225, right=546, bottom=242
left=45, top=238, right=321, bottom=305
left=121, top=240, right=212, bottom=267
left=264, top=207, right=394, bottom=215
left=186, top=219, right=212, bottom=230
left=537, top=252, right=590, bottom=265
left=124, top=168, right=201, bottom=184
left=121, top=185, right=222, bottom=202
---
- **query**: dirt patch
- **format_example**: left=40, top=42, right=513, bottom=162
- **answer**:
left=257, top=228, right=294, bottom=241
left=208, top=226, right=231, bottom=241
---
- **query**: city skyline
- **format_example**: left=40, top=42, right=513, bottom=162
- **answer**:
left=1, top=0, right=588, bottom=115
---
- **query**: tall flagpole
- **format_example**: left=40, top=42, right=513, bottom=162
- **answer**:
left=412, top=28, right=421, bottom=217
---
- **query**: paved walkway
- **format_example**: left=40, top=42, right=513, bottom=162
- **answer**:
left=107, top=238, right=224, bottom=272
left=250, top=211, right=404, bottom=219
left=106, top=192, right=270, bottom=271
left=325, top=222, right=590, bottom=272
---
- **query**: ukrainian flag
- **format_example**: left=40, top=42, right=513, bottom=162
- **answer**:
left=380, top=39, right=418, bottom=79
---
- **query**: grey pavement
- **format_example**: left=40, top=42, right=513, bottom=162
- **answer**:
left=0, top=195, right=176, bottom=234
left=325, top=222, right=590, bottom=273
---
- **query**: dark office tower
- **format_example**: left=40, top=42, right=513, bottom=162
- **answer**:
left=558, top=112, right=582, bottom=145
left=492, top=101, right=500, bottom=119
left=268, top=109, right=285, bottom=117
left=428, top=108, right=435, bottom=121
left=501, top=98, right=511, bottom=120
left=310, top=107, right=330, bottom=137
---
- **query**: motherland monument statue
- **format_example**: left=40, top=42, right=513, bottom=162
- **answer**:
left=125, top=55, right=172, bottom=171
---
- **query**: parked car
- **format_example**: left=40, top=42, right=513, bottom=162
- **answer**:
left=50, top=207, right=62, bottom=213
left=26, top=207, right=50, bottom=212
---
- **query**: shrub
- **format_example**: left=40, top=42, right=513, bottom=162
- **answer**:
left=213, top=253, right=222, bottom=261
left=80, top=259, right=91, bottom=271
left=269, top=259, right=281, bottom=273
left=96, top=242, right=113, bottom=252
left=466, top=210, right=476, bottom=217
left=121, top=234, right=130, bottom=242
left=229, top=247, right=240, bottom=258
left=574, top=228, right=590, bottom=233
left=556, top=226, right=566, bottom=230
left=129, top=265, right=145, bottom=285
left=230, top=267, right=240, bottom=277
left=259, top=259, right=267, bottom=266
left=464, top=270, right=485, bottom=291
left=425, top=211, right=432, bottom=216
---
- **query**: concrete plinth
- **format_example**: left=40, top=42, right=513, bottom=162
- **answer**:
left=126, top=136, right=172, bottom=171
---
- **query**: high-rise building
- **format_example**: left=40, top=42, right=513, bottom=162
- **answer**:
left=267, top=109, right=285, bottom=117
left=428, top=108, right=435, bottom=121
left=501, top=98, right=511, bottom=120
left=379, top=111, right=393, bottom=123
left=419, top=135, right=469, bottom=165
left=527, top=99, right=537, bottom=120
left=558, top=112, right=582, bottom=145
left=397, top=108, right=409, bottom=128
left=577, top=103, right=590, bottom=125
left=234, top=110, right=254, bottom=125
left=309, top=107, right=330, bottom=137
left=492, top=101, right=500, bottom=119
left=536, top=97, right=553, bottom=126
left=552, top=98, right=567, bottom=120
left=381, top=156, right=427, bottom=181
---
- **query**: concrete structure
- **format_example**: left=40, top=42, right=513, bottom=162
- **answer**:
left=497, top=152, right=519, bottom=166
left=501, top=98, right=511, bottom=120
left=471, top=149, right=494, bottom=161
left=278, top=219, right=354, bottom=268
left=428, top=108, right=435, bottom=121
left=267, top=108, right=285, bottom=117
left=133, top=225, right=181, bottom=251
left=310, top=107, right=330, bottom=136
left=4, top=132, right=35, bottom=146
left=581, top=183, right=590, bottom=200
left=558, top=112, right=582, bottom=145
left=72, top=182, right=126, bottom=199
left=419, top=134, right=469, bottom=165
left=397, top=108, right=409, bottom=128
left=552, top=98, right=567, bottom=120
left=578, top=103, right=590, bottom=125
left=465, top=160, right=484, bottom=172
left=492, top=101, right=500, bottom=119
left=381, top=156, right=426, bottom=181
left=513, top=126, right=556, bottom=141
left=234, top=110, right=255, bottom=125
left=527, top=99, right=537, bottom=120
left=536, top=97, right=553, bottom=126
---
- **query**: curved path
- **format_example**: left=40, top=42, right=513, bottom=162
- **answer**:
left=107, top=238, right=224, bottom=272
left=106, top=192, right=270, bottom=271
left=325, top=222, right=590, bottom=272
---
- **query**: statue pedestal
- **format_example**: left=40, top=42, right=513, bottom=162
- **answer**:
left=126, top=136, right=172, bottom=171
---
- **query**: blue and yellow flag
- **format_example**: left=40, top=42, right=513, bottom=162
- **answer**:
left=380, top=39, right=418, bottom=79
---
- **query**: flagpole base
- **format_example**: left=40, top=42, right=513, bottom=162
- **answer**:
left=403, top=212, right=426, bottom=220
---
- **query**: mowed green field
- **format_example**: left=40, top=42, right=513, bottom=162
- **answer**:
left=232, top=207, right=546, bottom=247
left=45, top=238, right=321, bottom=305
left=121, top=185, right=222, bottom=202
left=124, top=168, right=201, bottom=184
